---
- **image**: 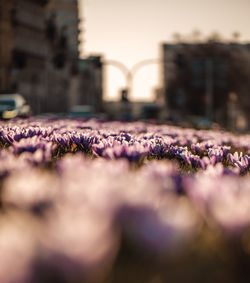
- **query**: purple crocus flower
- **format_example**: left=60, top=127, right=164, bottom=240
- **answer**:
left=228, top=152, right=250, bottom=173
left=149, top=143, right=167, bottom=157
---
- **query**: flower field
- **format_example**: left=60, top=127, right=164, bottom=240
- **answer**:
left=0, top=118, right=250, bottom=283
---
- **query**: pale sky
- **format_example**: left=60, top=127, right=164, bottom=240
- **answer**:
left=78, top=0, right=250, bottom=101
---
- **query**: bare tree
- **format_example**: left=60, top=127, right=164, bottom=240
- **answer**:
left=172, top=32, right=182, bottom=43
left=232, top=31, right=241, bottom=42
left=206, top=31, right=223, bottom=42
left=190, top=29, right=202, bottom=43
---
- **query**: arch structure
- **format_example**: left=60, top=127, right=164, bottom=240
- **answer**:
left=103, top=58, right=161, bottom=100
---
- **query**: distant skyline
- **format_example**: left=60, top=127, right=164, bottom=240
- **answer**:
left=78, top=0, right=250, bottom=101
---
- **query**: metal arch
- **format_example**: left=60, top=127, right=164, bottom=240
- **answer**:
left=128, top=58, right=161, bottom=99
left=103, top=59, right=130, bottom=77
left=103, top=59, right=131, bottom=94
left=130, top=58, right=161, bottom=76
left=103, top=58, right=161, bottom=99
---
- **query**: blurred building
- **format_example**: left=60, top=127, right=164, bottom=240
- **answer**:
left=0, top=0, right=103, bottom=115
left=45, top=0, right=80, bottom=113
left=46, top=0, right=80, bottom=59
left=0, top=0, right=49, bottom=113
left=14, top=0, right=50, bottom=114
left=162, top=42, right=250, bottom=130
left=77, top=56, right=103, bottom=113
left=0, top=0, right=14, bottom=92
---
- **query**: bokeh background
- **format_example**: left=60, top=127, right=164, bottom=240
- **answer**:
left=0, top=0, right=250, bottom=130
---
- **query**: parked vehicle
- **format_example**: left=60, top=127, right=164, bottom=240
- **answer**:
left=0, top=94, right=31, bottom=119
left=68, top=105, right=93, bottom=118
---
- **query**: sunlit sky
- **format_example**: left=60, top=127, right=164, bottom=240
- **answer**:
left=78, top=0, right=250, bottom=101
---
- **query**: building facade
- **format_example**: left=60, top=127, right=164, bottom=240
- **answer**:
left=162, top=42, right=250, bottom=129
left=0, top=0, right=103, bottom=115
left=46, top=0, right=80, bottom=59
left=0, top=0, right=14, bottom=92
left=12, top=0, right=49, bottom=113
left=77, top=56, right=103, bottom=113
